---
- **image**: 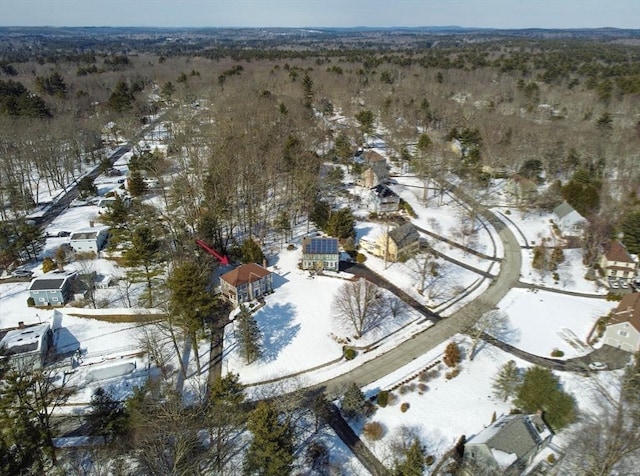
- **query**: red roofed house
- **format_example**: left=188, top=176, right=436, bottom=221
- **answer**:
left=599, top=241, right=638, bottom=288
left=603, top=293, right=640, bottom=353
left=220, top=263, right=273, bottom=307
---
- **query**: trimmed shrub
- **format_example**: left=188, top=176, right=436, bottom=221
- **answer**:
left=547, top=454, right=556, bottom=465
left=550, top=348, right=564, bottom=357
left=286, top=243, right=296, bottom=251
left=363, top=421, right=385, bottom=441
left=343, top=347, right=357, bottom=360
left=387, top=392, right=398, bottom=406
left=356, top=253, right=367, bottom=263
left=445, top=367, right=461, bottom=380
left=400, top=402, right=410, bottom=413
left=418, top=383, right=428, bottom=393
left=376, top=391, right=389, bottom=407
left=27, top=296, right=35, bottom=307
left=399, top=385, right=410, bottom=395
left=443, top=342, right=461, bottom=368
left=426, top=455, right=435, bottom=466
left=419, top=370, right=429, bottom=382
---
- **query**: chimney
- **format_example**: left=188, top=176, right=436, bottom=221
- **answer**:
left=18, top=321, right=25, bottom=329
left=263, top=258, right=268, bottom=268
left=89, top=220, right=94, bottom=227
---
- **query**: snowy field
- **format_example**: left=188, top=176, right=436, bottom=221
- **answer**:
left=495, top=288, right=615, bottom=358
left=492, top=207, right=555, bottom=248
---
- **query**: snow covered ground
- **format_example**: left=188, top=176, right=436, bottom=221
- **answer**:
left=495, top=288, right=615, bottom=358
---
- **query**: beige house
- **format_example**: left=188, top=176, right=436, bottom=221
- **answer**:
left=600, top=241, right=637, bottom=288
left=462, top=413, right=553, bottom=476
left=603, top=292, right=640, bottom=353
left=220, top=263, right=273, bottom=307
left=356, top=150, right=389, bottom=188
left=360, top=223, right=420, bottom=262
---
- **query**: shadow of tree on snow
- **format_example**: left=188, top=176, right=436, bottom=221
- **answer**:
left=257, top=302, right=300, bottom=362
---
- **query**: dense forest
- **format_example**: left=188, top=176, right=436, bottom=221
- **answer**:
left=1, top=27, right=639, bottom=475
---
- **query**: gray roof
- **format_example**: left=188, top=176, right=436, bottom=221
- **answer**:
left=467, top=414, right=549, bottom=461
left=371, top=184, right=399, bottom=199
left=388, top=223, right=419, bottom=248
left=0, top=323, right=50, bottom=355
left=28, top=271, right=76, bottom=291
left=553, top=201, right=577, bottom=220
left=369, top=160, right=389, bottom=180
left=302, top=237, right=339, bottom=255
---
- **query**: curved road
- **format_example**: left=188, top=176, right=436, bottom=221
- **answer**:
left=315, top=188, right=523, bottom=396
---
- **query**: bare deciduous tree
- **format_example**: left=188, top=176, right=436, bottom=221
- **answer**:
left=332, top=278, right=384, bottom=338
left=466, top=309, right=514, bottom=360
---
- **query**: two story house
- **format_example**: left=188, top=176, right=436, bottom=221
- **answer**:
left=220, top=263, right=273, bottom=307
left=69, top=225, right=110, bottom=254
left=28, top=271, right=77, bottom=307
left=360, top=223, right=420, bottom=263
left=552, top=201, right=587, bottom=238
left=301, top=237, right=340, bottom=271
left=368, top=184, right=400, bottom=213
left=599, top=240, right=637, bottom=288
left=603, top=292, right=640, bottom=353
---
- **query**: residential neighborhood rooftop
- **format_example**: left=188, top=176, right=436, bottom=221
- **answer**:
left=302, top=236, right=339, bottom=255
left=604, top=240, right=635, bottom=263
left=388, top=223, right=419, bottom=248
left=220, top=263, right=271, bottom=287
left=28, top=271, right=76, bottom=291
left=609, top=292, right=640, bottom=332
left=0, top=322, right=50, bottom=355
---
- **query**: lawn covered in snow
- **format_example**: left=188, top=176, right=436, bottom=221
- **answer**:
left=495, top=288, right=615, bottom=357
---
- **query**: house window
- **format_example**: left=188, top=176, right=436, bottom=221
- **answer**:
left=39, top=297, right=46, bottom=302
left=619, top=330, right=629, bottom=337
left=51, top=297, right=59, bottom=302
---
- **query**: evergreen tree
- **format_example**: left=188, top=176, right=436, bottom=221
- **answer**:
left=108, top=80, right=135, bottom=113
left=77, top=176, right=98, bottom=198
left=621, top=209, right=640, bottom=254
left=515, top=366, right=576, bottom=430
left=310, top=199, right=331, bottom=229
left=123, top=224, right=164, bottom=307
left=393, top=438, right=426, bottom=476
left=235, top=305, right=262, bottom=364
left=325, top=207, right=355, bottom=241
left=240, top=238, right=265, bottom=265
left=492, top=360, right=522, bottom=401
left=127, top=170, right=147, bottom=197
left=244, top=401, right=293, bottom=476
left=86, top=387, right=128, bottom=442
left=341, top=382, right=368, bottom=419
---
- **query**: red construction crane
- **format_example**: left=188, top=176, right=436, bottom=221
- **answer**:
left=195, top=239, right=230, bottom=265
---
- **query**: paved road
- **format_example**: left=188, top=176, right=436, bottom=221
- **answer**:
left=315, top=202, right=523, bottom=396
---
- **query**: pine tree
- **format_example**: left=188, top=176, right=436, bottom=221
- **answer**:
left=621, top=209, right=640, bottom=254
left=325, top=208, right=355, bottom=240
left=492, top=360, right=522, bottom=401
left=240, top=238, right=265, bottom=265
left=244, top=401, right=293, bottom=476
left=235, top=305, right=262, bottom=364
left=341, top=382, right=368, bottom=419
left=393, top=438, right=426, bottom=476
left=515, top=366, right=576, bottom=430
left=127, top=170, right=147, bottom=197
left=123, top=224, right=164, bottom=307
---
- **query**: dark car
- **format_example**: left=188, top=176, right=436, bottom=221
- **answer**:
left=57, top=231, right=71, bottom=237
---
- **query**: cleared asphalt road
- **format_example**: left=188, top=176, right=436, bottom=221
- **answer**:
left=315, top=192, right=523, bottom=398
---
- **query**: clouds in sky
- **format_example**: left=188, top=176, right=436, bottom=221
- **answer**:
left=1, top=0, right=638, bottom=29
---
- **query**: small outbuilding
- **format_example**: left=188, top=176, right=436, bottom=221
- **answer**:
left=552, top=201, right=587, bottom=238
left=220, top=263, right=273, bottom=307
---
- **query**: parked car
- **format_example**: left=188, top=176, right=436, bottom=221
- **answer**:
left=57, top=231, right=71, bottom=237
left=588, top=361, right=608, bottom=371
left=11, top=269, right=33, bottom=278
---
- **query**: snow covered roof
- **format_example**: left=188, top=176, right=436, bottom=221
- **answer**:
left=466, top=414, right=551, bottom=464
left=70, top=226, right=110, bottom=241
left=371, top=183, right=399, bottom=199
left=0, top=322, right=50, bottom=355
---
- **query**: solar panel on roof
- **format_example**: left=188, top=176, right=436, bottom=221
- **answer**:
left=306, top=238, right=338, bottom=254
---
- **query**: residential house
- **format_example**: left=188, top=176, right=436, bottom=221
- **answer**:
left=28, top=271, right=77, bottom=307
left=368, top=184, right=400, bottom=213
left=462, top=413, right=553, bottom=476
left=599, top=241, right=638, bottom=288
left=603, top=292, right=640, bottom=353
left=301, top=237, right=340, bottom=271
left=220, top=263, right=273, bottom=307
left=504, top=174, right=538, bottom=206
left=552, top=201, right=587, bottom=237
left=360, top=223, right=420, bottom=262
left=69, top=225, right=110, bottom=254
left=0, top=322, right=52, bottom=370
left=357, top=150, right=389, bottom=188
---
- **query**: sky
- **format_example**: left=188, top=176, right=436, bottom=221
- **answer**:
left=0, top=0, right=638, bottom=29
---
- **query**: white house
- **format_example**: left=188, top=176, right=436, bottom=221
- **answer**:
left=0, top=322, right=52, bottom=369
left=599, top=241, right=638, bottom=288
left=603, top=293, right=640, bottom=353
left=69, top=225, right=110, bottom=254
left=553, top=201, right=587, bottom=237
